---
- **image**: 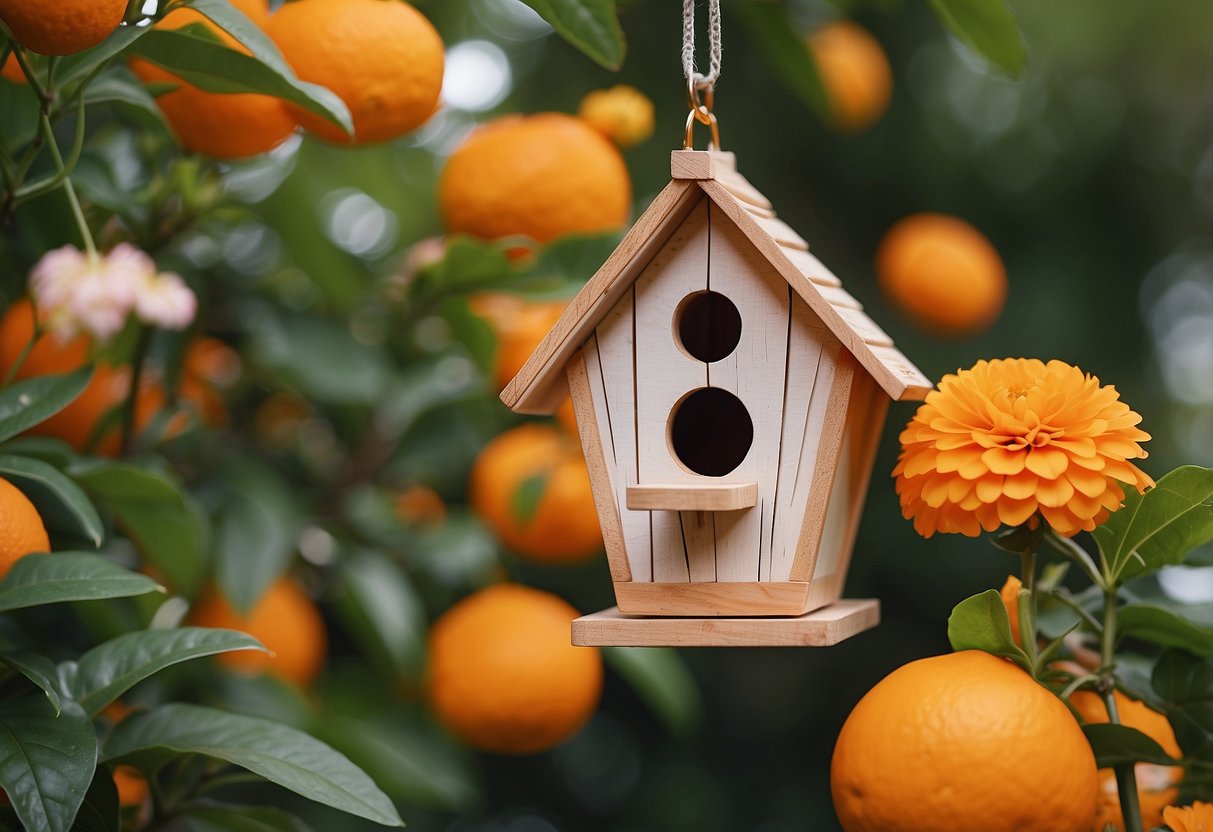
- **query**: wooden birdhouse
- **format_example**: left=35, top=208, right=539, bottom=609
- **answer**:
left=502, top=150, right=932, bottom=647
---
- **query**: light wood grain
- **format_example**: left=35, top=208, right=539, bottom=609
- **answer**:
left=571, top=599, right=881, bottom=647
left=613, top=580, right=821, bottom=616
left=833, top=374, right=890, bottom=587
left=567, top=349, right=630, bottom=582
left=627, top=482, right=758, bottom=511
left=503, top=180, right=701, bottom=414
left=790, top=351, right=857, bottom=582
left=671, top=149, right=714, bottom=180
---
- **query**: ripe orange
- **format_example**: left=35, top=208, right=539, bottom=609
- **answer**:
left=468, top=293, right=568, bottom=393
left=808, top=21, right=892, bottom=133
left=578, top=85, right=656, bottom=149
left=427, top=584, right=601, bottom=754
left=2, top=54, right=25, bottom=83
left=265, top=0, right=443, bottom=145
left=1071, top=689, right=1183, bottom=831
left=112, top=766, right=148, bottom=808
left=394, top=484, right=447, bottom=528
left=0, top=0, right=125, bottom=56
left=0, top=477, right=50, bottom=578
left=875, top=212, right=1007, bottom=337
left=470, top=423, right=601, bottom=563
left=131, top=0, right=295, bottom=159
left=178, top=337, right=240, bottom=428
left=189, top=577, right=327, bottom=686
left=440, top=113, right=632, bottom=246
left=831, top=650, right=1098, bottom=832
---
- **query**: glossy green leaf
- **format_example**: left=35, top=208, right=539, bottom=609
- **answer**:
left=1094, top=466, right=1213, bottom=582
left=56, top=25, right=149, bottom=86
left=127, top=26, right=351, bottom=134
left=82, top=71, right=169, bottom=128
left=0, top=553, right=160, bottom=613
left=734, top=1, right=829, bottom=119
left=159, top=805, right=313, bottom=832
left=0, top=369, right=92, bottom=443
left=605, top=647, right=703, bottom=738
left=104, top=704, right=404, bottom=827
left=520, top=0, right=625, bottom=70
left=0, top=649, right=62, bottom=713
left=214, top=459, right=300, bottom=614
left=73, top=461, right=207, bottom=595
left=946, top=589, right=1032, bottom=670
left=1118, top=604, right=1213, bottom=656
left=66, top=627, right=267, bottom=716
left=0, top=454, right=103, bottom=546
left=926, top=0, right=1028, bottom=78
left=1150, top=650, right=1213, bottom=759
left=0, top=695, right=97, bottom=832
left=334, top=549, right=426, bottom=678
left=1082, top=723, right=1178, bottom=767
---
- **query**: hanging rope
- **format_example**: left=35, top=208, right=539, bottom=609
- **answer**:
left=682, top=0, right=722, bottom=91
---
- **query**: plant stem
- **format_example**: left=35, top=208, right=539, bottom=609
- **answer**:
left=38, top=111, right=96, bottom=255
left=1043, top=527, right=1105, bottom=588
left=120, top=326, right=153, bottom=455
left=1100, top=587, right=1144, bottom=832
left=1019, top=547, right=1040, bottom=672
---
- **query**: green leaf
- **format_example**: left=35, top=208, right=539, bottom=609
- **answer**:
left=66, top=627, right=267, bottom=717
left=56, top=25, right=150, bottom=86
left=0, top=650, right=62, bottom=713
left=1150, top=650, right=1213, bottom=759
left=1119, top=604, right=1213, bottom=657
left=0, top=454, right=104, bottom=546
left=249, top=316, right=391, bottom=406
left=519, top=0, right=625, bottom=70
left=510, top=472, right=549, bottom=526
left=334, top=550, right=426, bottom=679
left=946, top=589, right=1032, bottom=670
left=73, top=766, right=119, bottom=832
left=213, top=459, right=300, bottom=615
left=1082, top=723, right=1178, bottom=767
left=0, top=695, right=97, bottom=832
left=0, top=368, right=92, bottom=443
left=0, top=553, right=161, bottom=613
left=734, top=1, right=829, bottom=119
left=926, top=0, right=1028, bottom=78
left=604, top=647, right=702, bottom=738
left=127, top=26, right=351, bottom=135
left=1094, top=466, right=1213, bottom=583
left=82, top=71, right=170, bottom=128
left=159, top=805, right=313, bottom=832
left=103, top=704, right=404, bottom=827
left=73, top=461, right=207, bottom=595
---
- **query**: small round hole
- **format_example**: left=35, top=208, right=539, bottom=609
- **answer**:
left=675, top=291, right=742, bottom=363
left=668, top=387, right=753, bottom=477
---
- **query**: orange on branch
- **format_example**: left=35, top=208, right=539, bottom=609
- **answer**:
left=0, top=477, right=50, bottom=579
left=265, top=0, right=443, bottom=145
left=440, top=113, right=631, bottom=246
left=876, top=213, right=1007, bottom=337
left=0, top=0, right=125, bottom=56
left=831, top=651, right=1098, bottom=832
left=189, top=577, right=327, bottom=686
left=808, top=21, right=892, bottom=133
left=470, top=423, right=601, bottom=563
left=1071, top=689, right=1183, bottom=831
left=427, top=584, right=602, bottom=755
left=131, top=0, right=295, bottom=160
left=578, top=85, right=656, bottom=149
left=2, top=54, right=25, bottom=83
left=112, top=766, right=148, bottom=808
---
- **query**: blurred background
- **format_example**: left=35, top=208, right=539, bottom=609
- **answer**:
left=8, top=0, right=1213, bottom=828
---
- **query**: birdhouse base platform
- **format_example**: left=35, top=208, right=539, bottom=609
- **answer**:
left=571, top=599, right=879, bottom=648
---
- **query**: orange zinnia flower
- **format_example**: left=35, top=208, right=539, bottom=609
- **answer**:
left=1164, top=800, right=1213, bottom=832
left=893, top=358, right=1153, bottom=538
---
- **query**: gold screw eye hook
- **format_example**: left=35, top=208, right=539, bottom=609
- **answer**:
left=683, top=78, right=722, bottom=150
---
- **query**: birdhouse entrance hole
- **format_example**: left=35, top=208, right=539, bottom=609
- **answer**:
left=668, top=387, right=753, bottom=477
left=675, top=290, right=742, bottom=363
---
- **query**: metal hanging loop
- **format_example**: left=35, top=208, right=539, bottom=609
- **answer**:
left=683, top=77, right=721, bottom=149
left=681, top=0, right=723, bottom=150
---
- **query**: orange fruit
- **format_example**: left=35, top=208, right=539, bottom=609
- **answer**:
left=178, top=337, right=240, bottom=428
left=440, top=113, right=631, bottom=246
left=578, top=85, right=656, bottom=149
left=875, top=212, right=1007, bottom=337
left=0, top=0, right=125, bottom=56
left=265, top=0, right=443, bottom=145
left=0, top=299, right=90, bottom=376
left=131, top=0, right=295, bottom=159
left=2, top=54, right=25, bottom=83
left=189, top=577, right=327, bottom=686
left=470, top=423, right=601, bottom=564
left=1071, top=689, right=1183, bottom=831
left=1000, top=574, right=1023, bottom=646
left=427, top=584, right=601, bottom=754
left=394, top=484, right=447, bottom=528
left=112, top=766, right=148, bottom=808
left=808, top=20, right=892, bottom=133
left=831, top=650, right=1098, bottom=832
left=0, top=477, right=50, bottom=578
left=469, top=293, right=568, bottom=392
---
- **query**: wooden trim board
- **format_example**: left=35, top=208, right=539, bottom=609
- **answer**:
left=571, top=599, right=880, bottom=647
left=627, top=482, right=758, bottom=511
left=614, top=580, right=828, bottom=617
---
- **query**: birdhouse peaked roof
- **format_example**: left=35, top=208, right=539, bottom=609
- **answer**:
left=501, top=149, right=933, bottom=415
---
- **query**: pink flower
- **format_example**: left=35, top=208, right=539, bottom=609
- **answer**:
left=133, top=271, right=197, bottom=330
